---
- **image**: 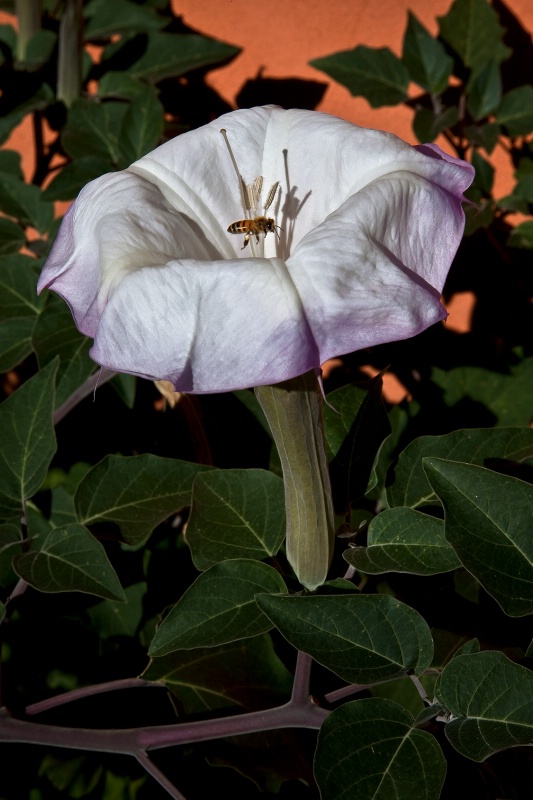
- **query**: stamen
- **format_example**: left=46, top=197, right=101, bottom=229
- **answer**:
left=220, top=128, right=248, bottom=217
left=264, top=181, right=279, bottom=212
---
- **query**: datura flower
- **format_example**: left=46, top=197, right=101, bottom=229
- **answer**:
left=38, top=106, right=474, bottom=394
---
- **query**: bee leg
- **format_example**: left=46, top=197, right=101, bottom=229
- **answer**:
left=241, top=232, right=250, bottom=250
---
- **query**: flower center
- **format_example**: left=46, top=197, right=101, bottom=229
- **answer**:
left=220, top=128, right=282, bottom=258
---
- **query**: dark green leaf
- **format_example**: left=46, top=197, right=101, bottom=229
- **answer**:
left=470, top=149, right=494, bottom=195
left=466, top=60, right=501, bottom=120
left=344, top=507, right=460, bottom=575
left=149, top=560, right=287, bottom=656
left=508, top=221, right=533, bottom=249
left=424, top=458, right=533, bottom=616
left=402, top=12, right=453, bottom=93
left=0, top=174, right=54, bottom=233
left=315, top=698, right=446, bottom=800
left=97, top=71, right=146, bottom=100
left=496, top=86, right=533, bottom=137
left=119, top=86, right=164, bottom=164
left=324, top=377, right=391, bottom=510
left=21, top=30, right=57, bottom=70
left=463, top=199, right=494, bottom=234
left=310, top=46, right=409, bottom=107
left=129, top=32, right=240, bottom=81
left=0, top=317, right=35, bottom=370
left=256, top=593, right=433, bottom=683
left=437, top=0, right=510, bottom=71
left=0, top=255, right=44, bottom=320
left=0, top=217, right=25, bottom=254
left=110, top=373, right=137, bottom=408
left=0, top=149, right=24, bottom=179
left=412, top=105, right=459, bottom=143
left=43, top=156, right=114, bottom=201
left=439, top=651, right=533, bottom=760
left=14, top=523, right=125, bottom=600
left=32, top=295, right=95, bottom=409
left=50, top=486, right=77, bottom=528
left=142, top=635, right=292, bottom=715
left=62, top=99, right=128, bottom=165
left=0, top=522, right=22, bottom=587
left=186, top=469, right=285, bottom=570
left=0, top=360, right=57, bottom=519
left=0, top=85, right=54, bottom=146
left=75, top=454, right=211, bottom=546
left=84, top=0, right=165, bottom=39
left=464, top=122, right=500, bottom=153
left=388, top=427, right=533, bottom=508
left=87, top=581, right=146, bottom=638
left=433, top=360, right=533, bottom=426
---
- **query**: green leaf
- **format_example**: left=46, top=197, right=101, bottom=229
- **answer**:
left=310, top=45, right=409, bottom=107
left=496, top=87, right=533, bottom=137
left=0, top=149, right=24, bottom=180
left=0, top=217, right=25, bottom=254
left=413, top=106, right=459, bottom=143
left=412, top=105, right=459, bottom=143
left=87, top=581, right=146, bottom=638
left=508, top=221, right=533, bottom=249
left=464, top=122, right=500, bottom=153
left=186, top=469, right=285, bottom=570
left=424, top=459, right=533, bottom=616
left=315, top=698, right=446, bottom=800
left=97, top=71, right=146, bottom=100
left=470, top=149, right=494, bottom=195
left=439, top=651, right=533, bottom=760
left=32, top=295, right=95, bottom=409
left=256, top=593, right=433, bottom=683
left=110, top=373, right=137, bottom=408
left=119, top=86, right=164, bottom=165
left=324, top=377, right=391, bottom=510
left=466, top=60, right=501, bottom=120
left=388, top=427, right=533, bottom=509
left=0, top=522, right=23, bottom=587
left=437, top=0, right=510, bottom=71
left=432, top=359, right=533, bottom=426
left=142, top=635, right=292, bottom=714
left=149, top=560, right=287, bottom=656
left=0, top=85, right=54, bottom=146
left=62, top=99, right=128, bottom=165
left=402, top=12, right=453, bottom=93
left=21, top=30, right=57, bottom=70
left=0, top=174, right=54, bottom=233
left=75, top=454, right=211, bottom=546
left=84, top=0, right=165, bottom=38
left=13, top=523, right=125, bottom=600
left=129, top=32, right=240, bottom=81
left=0, top=255, right=44, bottom=320
left=0, top=317, right=35, bottom=370
left=43, top=156, right=114, bottom=201
left=344, top=507, right=460, bottom=575
left=0, top=360, right=57, bottom=519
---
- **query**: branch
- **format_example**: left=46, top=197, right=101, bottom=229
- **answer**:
left=0, top=699, right=329, bottom=754
left=135, top=752, right=188, bottom=800
left=26, top=678, right=159, bottom=715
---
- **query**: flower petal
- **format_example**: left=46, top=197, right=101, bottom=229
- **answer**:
left=89, top=257, right=319, bottom=393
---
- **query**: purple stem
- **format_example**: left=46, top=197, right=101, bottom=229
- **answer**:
left=135, top=753, right=188, bottom=800
left=0, top=700, right=329, bottom=753
left=26, top=678, right=158, bottom=715
left=291, top=650, right=313, bottom=704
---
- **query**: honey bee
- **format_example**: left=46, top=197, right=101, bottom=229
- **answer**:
left=227, top=216, right=281, bottom=249
left=227, top=179, right=282, bottom=249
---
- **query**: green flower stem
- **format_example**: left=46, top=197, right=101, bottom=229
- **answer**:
left=255, top=371, right=335, bottom=591
left=15, top=0, right=41, bottom=62
left=57, top=0, right=83, bottom=107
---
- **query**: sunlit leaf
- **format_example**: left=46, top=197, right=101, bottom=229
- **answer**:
left=402, top=12, right=453, bottom=93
